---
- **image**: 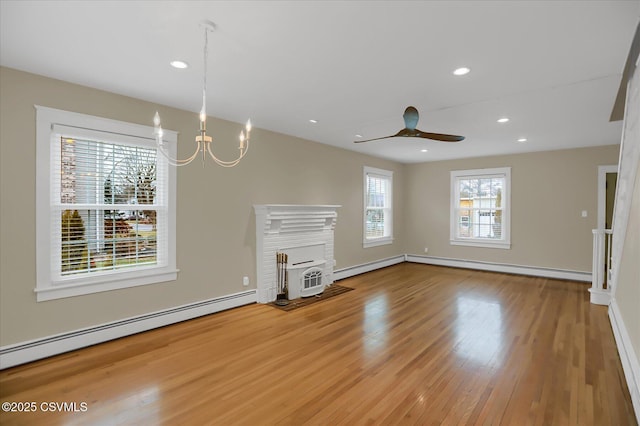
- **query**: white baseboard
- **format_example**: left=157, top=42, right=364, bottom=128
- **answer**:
left=406, top=255, right=592, bottom=282
left=333, top=255, right=406, bottom=281
left=0, top=290, right=256, bottom=370
left=609, top=299, right=640, bottom=423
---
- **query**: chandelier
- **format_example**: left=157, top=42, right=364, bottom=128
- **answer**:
left=153, top=20, right=251, bottom=167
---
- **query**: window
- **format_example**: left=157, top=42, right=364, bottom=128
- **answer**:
left=36, top=106, right=177, bottom=301
left=450, top=167, right=511, bottom=249
left=364, top=166, right=393, bottom=247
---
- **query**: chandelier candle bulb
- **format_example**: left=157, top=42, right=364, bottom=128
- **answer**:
left=153, top=112, right=164, bottom=144
left=200, top=113, right=206, bottom=132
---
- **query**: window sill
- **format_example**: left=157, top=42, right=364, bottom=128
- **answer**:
left=35, top=269, right=179, bottom=302
left=364, top=237, right=394, bottom=248
left=450, top=239, right=511, bottom=250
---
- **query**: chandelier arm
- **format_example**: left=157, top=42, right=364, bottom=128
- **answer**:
left=206, top=141, right=249, bottom=167
left=156, top=139, right=201, bottom=167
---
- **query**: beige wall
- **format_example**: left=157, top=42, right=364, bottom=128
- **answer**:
left=403, top=145, right=620, bottom=272
left=0, top=67, right=405, bottom=346
left=0, top=66, right=624, bottom=350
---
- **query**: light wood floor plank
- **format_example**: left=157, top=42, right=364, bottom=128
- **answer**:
left=0, top=263, right=636, bottom=425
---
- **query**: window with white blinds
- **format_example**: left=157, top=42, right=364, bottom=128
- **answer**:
left=35, top=106, right=177, bottom=301
left=450, top=167, right=511, bottom=249
left=363, top=166, right=393, bottom=247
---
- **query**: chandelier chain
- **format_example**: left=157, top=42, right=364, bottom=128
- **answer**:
left=203, top=26, right=208, bottom=116
left=153, top=21, right=252, bottom=168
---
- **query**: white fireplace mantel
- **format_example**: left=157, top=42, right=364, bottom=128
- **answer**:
left=254, top=204, right=340, bottom=303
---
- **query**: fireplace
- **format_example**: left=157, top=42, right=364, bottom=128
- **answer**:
left=254, top=205, right=340, bottom=303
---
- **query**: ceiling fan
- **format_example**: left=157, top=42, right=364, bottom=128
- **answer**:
left=354, top=106, right=465, bottom=143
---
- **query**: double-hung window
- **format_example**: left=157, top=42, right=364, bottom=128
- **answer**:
left=450, top=167, right=511, bottom=249
left=363, top=166, right=393, bottom=247
left=36, top=106, right=177, bottom=301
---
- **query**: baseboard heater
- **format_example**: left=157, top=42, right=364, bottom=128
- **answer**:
left=0, top=290, right=256, bottom=369
left=406, top=255, right=591, bottom=282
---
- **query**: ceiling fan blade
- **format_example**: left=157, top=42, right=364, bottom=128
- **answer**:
left=354, top=134, right=398, bottom=143
left=355, top=128, right=465, bottom=143
left=355, top=127, right=414, bottom=143
left=413, top=129, right=465, bottom=142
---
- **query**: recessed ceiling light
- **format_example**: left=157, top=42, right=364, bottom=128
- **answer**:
left=309, top=119, right=318, bottom=124
left=517, top=138, right=527, bottom=143
left=355, top=134, right=363, bottom=138
left=170, top=60, right=189, bottom=69
left=497, top=117, right=509, bottom=123
left=421, top=149, right=428, bottom=152
left=453, top=67, right=470, bottom=76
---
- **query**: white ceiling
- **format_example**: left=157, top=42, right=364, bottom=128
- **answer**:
left=1, top=1, right=638, bottom=163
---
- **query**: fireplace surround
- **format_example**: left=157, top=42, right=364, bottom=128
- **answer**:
left=253, top=205, right=340, bottom=303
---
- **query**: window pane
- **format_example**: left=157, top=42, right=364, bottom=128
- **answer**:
left=477, top=210, right=493, bottom=238
left=366, top=208, right=385, bottom=238
left=60, top=138, right=156, bottom=207
left=459, top=179, right=471, bottom=199
left=61, top=209, right=158, bottom=276
left=494, top=183, right=503, bottom=208
left=100, top=210, right=157, bottom=272
left=61, top=209, right=89, bottom=274
left=493, top=219, right=502, bottom=238
left=458, top=210, right=471, bottom=237
left=367, top=175, right=387, bottom=208
left=479, top=178, right=492, bottom=196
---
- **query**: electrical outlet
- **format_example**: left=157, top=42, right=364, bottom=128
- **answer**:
left=242, top=276, right=249, bottom=286
left=424, top=247, right=429, bottom=253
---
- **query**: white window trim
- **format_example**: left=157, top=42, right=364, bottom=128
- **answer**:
left=35, top=106, right=178, bottom=302
left=363, top=166, right=394, bottom=248
left=450, top=167, right=511, bottom=250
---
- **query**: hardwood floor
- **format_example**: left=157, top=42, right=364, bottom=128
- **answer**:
left=0, top=263, right=636, bottom=425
